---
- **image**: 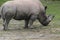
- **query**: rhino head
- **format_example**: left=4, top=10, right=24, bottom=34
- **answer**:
left=38, top=6, right=54, bottom=26
left=40, top=15, right=54, bottom=26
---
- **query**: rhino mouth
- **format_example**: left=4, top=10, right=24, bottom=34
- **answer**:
left=42, top=15, right=54, bottom=26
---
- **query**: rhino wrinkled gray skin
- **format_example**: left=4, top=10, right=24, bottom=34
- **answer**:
left=0, top=0, right=54, bottom=30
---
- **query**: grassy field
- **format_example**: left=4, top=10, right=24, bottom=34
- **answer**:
left=0, top=0, right=9, bottom=6
left=0, top=0, right=60, bottom=40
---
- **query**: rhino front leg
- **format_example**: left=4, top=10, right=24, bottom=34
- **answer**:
left=28, top=15, right=37, bottom=29
left=24, top=20, right=29, bottom=29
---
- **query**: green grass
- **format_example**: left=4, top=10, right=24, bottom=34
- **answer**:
left=41, top=1, right=60, bottom=21
left=0, top=0, right=9, bottom=6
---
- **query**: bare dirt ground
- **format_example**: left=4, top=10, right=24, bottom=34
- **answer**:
left=0, top=19, right=60, bottom=40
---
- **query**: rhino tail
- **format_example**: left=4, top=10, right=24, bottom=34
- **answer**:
left=0, top=7, right=1, bottom=18
left=0, top=6, right=4, bottom=18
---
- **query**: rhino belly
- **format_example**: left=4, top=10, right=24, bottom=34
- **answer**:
left=13, top=14, right=29, bottom=20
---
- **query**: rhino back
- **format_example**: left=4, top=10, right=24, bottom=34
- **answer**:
left=1, top=1, right=17, bottom=19
left=14, top=0, right=44, bottom=15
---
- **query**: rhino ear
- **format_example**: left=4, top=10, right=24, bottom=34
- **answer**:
left=45, top=6, right=47, bottom=10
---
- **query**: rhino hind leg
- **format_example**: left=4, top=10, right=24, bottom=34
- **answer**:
left=3, top=18, right=10, bottom=31
left=2, top=14, right=12, bottom=30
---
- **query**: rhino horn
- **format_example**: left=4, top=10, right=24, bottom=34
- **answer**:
left=47, top=14, right=55, bottom=22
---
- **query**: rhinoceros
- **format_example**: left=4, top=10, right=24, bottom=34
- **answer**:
left=0, top=0, right=54, bottom=30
